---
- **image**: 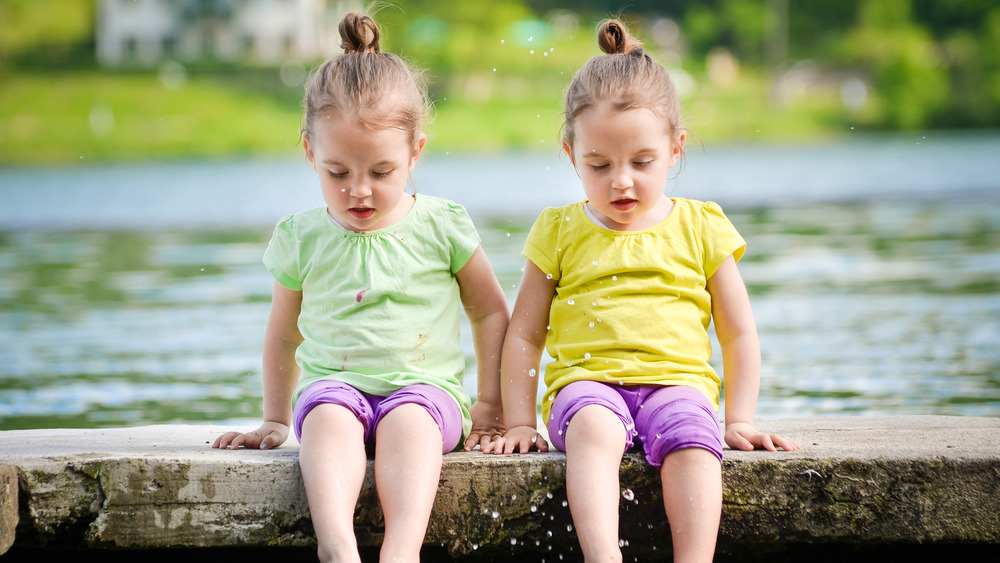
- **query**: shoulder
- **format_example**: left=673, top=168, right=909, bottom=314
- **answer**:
left=274, top=206, right=328, bottom=230
left=414, top=194, right=473, bottom=224
left=531, top=202, right=582, bottom=229
left=670, top=198, right=732, bottom=225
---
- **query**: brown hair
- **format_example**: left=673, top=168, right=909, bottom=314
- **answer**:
left=562, top=19, right=683, bottom=153
left=301, top=12, right=430, bottom=146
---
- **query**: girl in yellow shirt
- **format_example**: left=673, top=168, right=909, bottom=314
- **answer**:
left=491, top=19, right=799, bottom=563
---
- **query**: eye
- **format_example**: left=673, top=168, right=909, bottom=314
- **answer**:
left=634, top=160, right=653, bottom=168
left=328, top=170, right=347, bottom=179
left=588, top=164, right=609, bottom=172
left=372, top=169, right=393, bottom=179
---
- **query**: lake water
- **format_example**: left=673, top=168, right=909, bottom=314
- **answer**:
left=2, top=131, right=999, bottom=429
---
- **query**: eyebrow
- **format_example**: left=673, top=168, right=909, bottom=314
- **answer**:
left=581, top=148, right=658, bottom=159
left=320, top=159, right=397, bottom=167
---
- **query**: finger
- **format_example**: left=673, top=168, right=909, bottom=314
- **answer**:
left=492, top=436, right=507, bottom=454
left=726, top=433, right=753, bottom=451
left=760, top=433, right=777, bottom=452
left=212, top=434, right=229, bottom=449
left=535, top=435, right=550, bottom=452
left=773, top=435, right=799, bottom=451
left=478, top=434, right=495, bottom=454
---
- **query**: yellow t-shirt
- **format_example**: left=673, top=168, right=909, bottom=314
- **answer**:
left=523, top=198, right=746, bottom=420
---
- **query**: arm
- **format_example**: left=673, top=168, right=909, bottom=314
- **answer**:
left=494, top=260, right=555, bottom=454
left=709, top=256, right=798, bottom=452
left=455, top=246, right=511, bottom=451
left=214, top=280, right=303, bottom=450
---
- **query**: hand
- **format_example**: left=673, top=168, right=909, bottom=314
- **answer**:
left=464, top=399, right=505, bottom=452
left=491, top=425, right=549, bottom=455
left=213, top=421, right=289, bottom=451
left=725, top=421, right=799, bottom=452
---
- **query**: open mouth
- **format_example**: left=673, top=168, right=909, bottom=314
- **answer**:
left=349, top=207, right=376, bottom=220
left=610, top=199, right=638, bottom=212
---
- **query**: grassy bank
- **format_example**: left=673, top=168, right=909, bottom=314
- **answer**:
left=1, top=67, right=857, bottom=166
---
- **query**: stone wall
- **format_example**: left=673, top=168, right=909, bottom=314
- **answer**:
left=1, top=416, right=998, bottom=560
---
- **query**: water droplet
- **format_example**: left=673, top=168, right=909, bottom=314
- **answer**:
left=566, top=524, right=573, bottom=532
left=472, top=543, right=479, bottom=550
left=546, top=273, right=553, bottom=279
left=511, top=538, right=519, bottom=546
left=546, top=325, right=551, bottom=330
left=530, top=49, right=535, bottom=54
left=528, top=35, right=534, bottom=42
left=584, top=352, right=591, bottom=359
left=589, top=322, right=595, bottom=328
left=505, top=232, right=511, bottom=237
left=528, top=368, right=537, bottom=377
left=618, top=380, right=624, bottom=385
left=543, top=52, right=549, bottom=57
left=531, top=505, right=538, bottom=512
left=561, top=500, right=568, bottom=507
left=511, top=494, right=517, bottom=501
left=567, top=299, right=575, bottom=305
left=597, top=318, right=602, bottom=323
left=565, top=216, right=571, bottom=221
left=612, top=275, right=618, bottom=281
left=501, top=39, right=505, bottom=44
left=546, top=492, right=554, bottom=499
left=557, top=429, right=563, bottom=436
left=547, top=530, right=553, bottom=537
left=656, top=433, right=662, bottom=439
left=592, top=260, right=598, bottom=266
left=491, top=510, right=500, bottom=519
left=493, top=68, right=497, bottom=72
left=622, top=489, right=635, bottom=501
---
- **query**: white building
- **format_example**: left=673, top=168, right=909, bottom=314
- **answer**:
left=96, top=0, right=346, bottom=67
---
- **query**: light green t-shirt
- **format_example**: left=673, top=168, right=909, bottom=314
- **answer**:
left=263, top=194, right=480, bottom=437
left=523, top=198, right=746, bottom=420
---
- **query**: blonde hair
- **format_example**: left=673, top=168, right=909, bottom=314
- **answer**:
left=562, top=19, right=683, bottom=152
left=301, top=12, right=430, bottom=146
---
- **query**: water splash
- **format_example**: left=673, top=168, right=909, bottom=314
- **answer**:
left=622, top=489, right=635, bottom=501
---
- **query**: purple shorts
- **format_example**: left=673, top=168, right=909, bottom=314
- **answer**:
left=547, top=381, right=723, bottom=466
left=293, top=380, right=462, bottom=454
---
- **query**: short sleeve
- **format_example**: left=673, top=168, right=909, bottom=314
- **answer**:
left=700, top=201, right=746, bottom=279
left=442, top=200, right=481, bottom=274
left=263, top=215, right=303, bottom=291
left=522, top=207, right=564, bottom=281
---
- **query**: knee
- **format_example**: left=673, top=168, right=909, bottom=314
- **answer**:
left=565, top=404, right=628, bottom=449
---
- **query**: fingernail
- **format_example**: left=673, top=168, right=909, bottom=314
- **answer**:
left=261, top=444, right=268, bottom=450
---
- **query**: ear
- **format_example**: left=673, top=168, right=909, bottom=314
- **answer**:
left=670, top=130, right=686, bottom=166
left=563, top=141, right=575, bottom=166
left=303, top=137, right=316, bottom=167
left=409, top=133, right=427, bottom=171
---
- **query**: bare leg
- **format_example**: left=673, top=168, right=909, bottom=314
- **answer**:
left=374, top=403, right=445, bottom=563
left=660, top=448, right=722, bottom=563
left=564, top=404, right=627, bottom=563
left=298, top=404, right=367, bottom=563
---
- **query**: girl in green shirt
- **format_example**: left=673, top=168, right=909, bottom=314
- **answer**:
left=214, top=12, right=509, bottom=563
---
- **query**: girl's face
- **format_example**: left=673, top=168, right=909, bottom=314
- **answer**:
left=566, top=103, right=684, bottom=231
left=304, top=114, right=425, bottom=232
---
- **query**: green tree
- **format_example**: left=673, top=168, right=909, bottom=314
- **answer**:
left=838, top=0, right=948, bottom=129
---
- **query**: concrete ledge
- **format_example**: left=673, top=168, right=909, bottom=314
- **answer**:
left=0, top=416, right=998, bottom=559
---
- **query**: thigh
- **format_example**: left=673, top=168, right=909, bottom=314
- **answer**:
left=546, top=380, right=635, bottom=453
left=372, top=384, right=463, bottom=453
left=293, top=380, right=375, bottom=442
left=634, top=385, right=723, bottom=467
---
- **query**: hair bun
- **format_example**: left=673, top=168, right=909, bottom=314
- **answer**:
left=339, top=12, right=381, bottom=54
left=597, top=19, right=643, bottom=55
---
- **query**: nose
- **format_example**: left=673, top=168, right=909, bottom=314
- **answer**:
left=348, top=179, right=372, bottom=199
left=611, top=168, right=633, bottom=190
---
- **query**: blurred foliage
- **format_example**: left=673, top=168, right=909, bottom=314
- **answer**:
left=1, top=0, right=999, bottom=163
